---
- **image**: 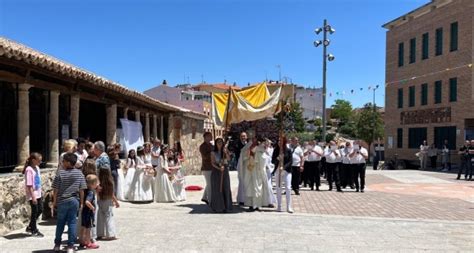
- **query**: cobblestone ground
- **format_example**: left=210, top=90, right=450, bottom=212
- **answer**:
left=1, top=169, right=473, bottom=252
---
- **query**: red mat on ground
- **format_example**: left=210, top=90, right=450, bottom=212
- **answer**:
left=185, top=185, right=203, bottom=191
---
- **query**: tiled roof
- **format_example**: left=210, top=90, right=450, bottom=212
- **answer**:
left=194, top=83, right=240, bottom=91
left=0, top=37, right=206, bottom=119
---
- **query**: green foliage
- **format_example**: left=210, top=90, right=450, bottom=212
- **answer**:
left=287, top=132, right=316, bottom=143
left=355, top=103, right=384, bottom=145
left=330, top=99, right=353, bottom=125
left=289, top=102, right=305, bottom=133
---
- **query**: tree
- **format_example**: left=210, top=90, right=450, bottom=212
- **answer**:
left=330, top=99, right=353, bottom=126
left=288, top=102, right=305, bottom=133
left=355, top=103, right=384, bottom=161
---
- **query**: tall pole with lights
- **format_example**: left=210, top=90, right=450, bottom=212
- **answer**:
left=314, top=19, right=335, bottom=142
left=372, top=84, right=380, bottom=164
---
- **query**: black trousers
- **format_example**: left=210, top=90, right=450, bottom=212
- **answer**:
left=291, top=166, right=301, bottom=192
left=353, top=163, right=367, bottom=191
left=341, top=163, right=353, bottom=188
left=430, top=156, right=437, bottom=169
left=28, top=197, right=43, bottom=233
left=305, top=161, right=320, bottom=189
left=326, top=162, right=341, bottom=190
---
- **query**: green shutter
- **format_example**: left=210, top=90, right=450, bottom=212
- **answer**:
left=450, top=22, right=458, bottom=52
left=397, top=128, right=403, bottom=148
left=398, top=88, right=403, bottom=108
left=409, top=86, right=415, bottom=107
left=409, top=38, right=416, bottom=63
left=422, top=33, right=429, bottom=60
left=398, top=43, right=404, bottom=67
left=449, top=78, right=457, bottom=102
left=436, top=28, right=443, bottom=56
left=421, top=83, right=428, bottom=105
left=435, top=81, right=442, bottom=104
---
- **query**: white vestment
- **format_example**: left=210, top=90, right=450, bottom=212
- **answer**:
left=237, top=141, right=253, bottom=203
left=244, top=144, right=272, bottom=208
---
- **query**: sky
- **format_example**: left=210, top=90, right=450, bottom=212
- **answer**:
left=0, top=0, right=430, bottom=108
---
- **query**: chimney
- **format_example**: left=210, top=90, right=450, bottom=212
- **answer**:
left=162, top=80, right=167, bottom=86
left=233, top=82, right=237, bottom=87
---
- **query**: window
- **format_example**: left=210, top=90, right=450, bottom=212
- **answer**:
left=450, top=22, right=458, bottom=52
left=409, top=38, right=416, bottom=63
left=434, top=127, right=456, bottom=149
left=421, top=83, right=428, bottom=105
left=409, top=86, right=415, bottom=107
left=422, top=33, right=429, bottom=60
left=435, top=28, right=443, bottom=56
left=398, top=42, right=404, bottom=67
left=449, top=77, right=457, bottom=102
left=434, top=81, right=442, bottom=104
left=397, top=128, right=403, bottom=148
left=398, top=88, right=403, bottom=108
left=408, top=128, right=427, bottom=149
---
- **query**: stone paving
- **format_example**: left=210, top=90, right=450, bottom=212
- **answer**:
left=1, top=170, right=473, bottom=252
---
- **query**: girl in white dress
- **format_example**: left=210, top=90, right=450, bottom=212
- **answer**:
left=117, top=150, right=137, bottom=201
left=169, top=151, right=186, bottom=201
left=154, top=146, right=179, bottom=202
left=126, top=146, right=153, bottom=202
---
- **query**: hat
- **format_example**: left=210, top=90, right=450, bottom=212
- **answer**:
left=264, top=138, right=273, bottom=144
left=137, top=146, right=144, bottom=152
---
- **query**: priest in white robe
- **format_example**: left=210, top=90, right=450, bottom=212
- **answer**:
left=244, top=138, right=272, bottom=211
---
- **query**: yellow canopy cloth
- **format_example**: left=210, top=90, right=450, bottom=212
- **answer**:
left=212, top=83, right=282, bottom=125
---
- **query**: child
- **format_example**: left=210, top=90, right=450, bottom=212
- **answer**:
left=24, top=152, right=44, bottom=237
left=79, top=174, right=100, bottom=249
left=52, top=153, right=87, bottom=253
left=97, top=165, right=120, bottom=240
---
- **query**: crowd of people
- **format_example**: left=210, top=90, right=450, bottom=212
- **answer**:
left=22, top=137, right=186, bottom=253
left=199, top=131, right=369, bottom=214
left=418, top=139, right=474, bottom=180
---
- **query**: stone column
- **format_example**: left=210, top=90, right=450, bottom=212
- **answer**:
left=135, top=111, right=141, bottom=122
left=15, top=83, right=32, bottom=171
left=70, top=94, right=80, bottom=139
left=152, top=114, right=158, bottom=140
left=144, top=112, right=150, bottom=142
left=106, top=104, right=117, bottom=145
left=160, top=115, right=164, bottom=140
left=123, top=107, right=129, bottom=120
left=48, top=90, right=60, bottom=165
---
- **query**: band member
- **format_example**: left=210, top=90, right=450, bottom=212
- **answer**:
left=304, top=140, right=323, bottom=191
left=349, top=140, right=368, bottom=192
left=325, top=140, right=342, bottom=192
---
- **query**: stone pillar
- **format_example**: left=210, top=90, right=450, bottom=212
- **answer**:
left=48, top=90, right=60, bottom=165
left=15, top=83, right=32, bottom=171
left=123, top=107, right=129, bottom=120
left=70, top=94, right=80, bottom=139
left=135, top=111, right=141, bottom=122
left=160, top=115, right=164, bottom=140
left=144, top=112, right=150, bottom=142
left=106, top=104, right=117, bottom=145
left=152, top=114, right=158, bottom=140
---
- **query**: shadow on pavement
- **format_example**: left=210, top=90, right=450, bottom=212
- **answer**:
left=177, top=203, right=249, bottom=214
left=3, top=233, right=30, bottom=240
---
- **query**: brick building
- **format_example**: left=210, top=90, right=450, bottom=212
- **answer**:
left=383, top=0, right=473, bottom=163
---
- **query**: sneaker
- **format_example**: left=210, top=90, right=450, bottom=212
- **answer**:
left=67, top=247, right=75, bottom=253
left=53, top=245, right=61, bottom=252
left=87, top=243, right=100, bottom=249
left=25, top=226, right=32, bottom=233
left=32, top=231, right=44, bottom=237
left=361, top=189, right=365, bottom=193
left=287, top=208, right=294, bottom=214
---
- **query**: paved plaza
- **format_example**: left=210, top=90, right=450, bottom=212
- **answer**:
left=1, top=169, right=473, bottom=252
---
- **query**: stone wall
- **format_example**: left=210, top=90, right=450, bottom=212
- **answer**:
left=0, top=168, right=56, bottom=236
left=169, top=115, right=204, bottom=175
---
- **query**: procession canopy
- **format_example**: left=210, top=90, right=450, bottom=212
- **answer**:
left=212, top=82, right=282, bottom=126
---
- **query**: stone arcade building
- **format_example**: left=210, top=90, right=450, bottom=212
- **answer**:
left=0, top=37, right=207, bottom=174
left=383, top=0, right=473, bottom=164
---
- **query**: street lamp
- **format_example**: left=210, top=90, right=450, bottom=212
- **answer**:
left=372, top=84, right=380, bottom=167
left=314, top=19, right=335, bottom=142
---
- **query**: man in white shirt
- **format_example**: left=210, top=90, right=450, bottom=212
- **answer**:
left=304, top=140, right=323, bottom=191
left=349, top=140, right=369, bottom=192
left=325, top=140, right=342, bottom=192
left=289, top=137, right=304, bottom=195
left=151, top=139, right=161, bottom=168
left=340, top=141, right=354, bottom=189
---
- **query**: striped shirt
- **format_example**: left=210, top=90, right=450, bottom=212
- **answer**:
left=52, top=168, right=87, bottom=204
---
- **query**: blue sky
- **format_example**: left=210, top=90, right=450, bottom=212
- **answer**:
left=1, top=0, right=429, bottom=107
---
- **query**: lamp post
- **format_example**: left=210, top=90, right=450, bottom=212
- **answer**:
left=314, top=19, right=335, bottom=142
left=372, top=84, right=380, bottom=165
